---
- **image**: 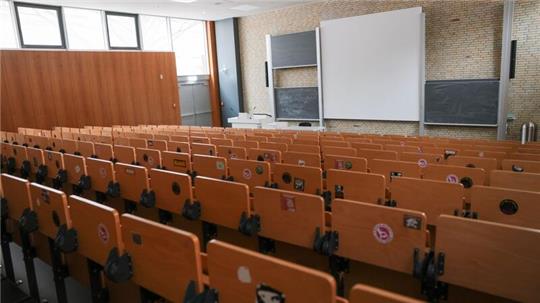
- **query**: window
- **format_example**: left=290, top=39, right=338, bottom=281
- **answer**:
left=0, top=1, right=17, bottom=48
left=170, top=18, right=209, bottom=76
left=140, top=15, right=171, bottom=51
left=14, top=2, right=66, bottom=48
left=105, top=11, right=140, bottom=49
left=64, top=8, right=105, bottom=50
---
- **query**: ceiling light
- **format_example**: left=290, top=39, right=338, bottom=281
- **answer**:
left=171, top=0, right=197, bottom=3
left=230, top=4, right=259, bottom=11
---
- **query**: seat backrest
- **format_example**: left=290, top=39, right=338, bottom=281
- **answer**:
left=128, top=138, right=147, bottom=148
left=332, top=199, right=427, bottom=274
left=62, top=139, right=79, bottom=154
left=69, top=195, right=123, bottom=265
left=190, top=136, right=210, bottom=144
left=253, top=187, right=326, bottom=249
left=259, top=142, right=288, bottom=153
left=170, top=135, right=189, bottom=142
left=356, top=148, right=397, bottom=161
left=217, top=146, right=247, bottom=160
left=194, top=176, right=250, bottom=229
left=86, top=158, right=115, bottom=193
left=489, top=170, right=540, bottom=192
left=77, top=141, right=95, bottom=158
left=320, top=140, right=350, bottom=148
left=322, top=146, right=357, bottom=157
left=167, top=141, right=191, bottom=154
left=136, top=147, right=162, bottom=169
left=207, top=240, right=336, bottom=303
left=233, top=140, right=259, bottom=149
left=94, top=143, right=114, bottom=160
left=351, top=142, right=383, bottom=151
left=228, top=159, right=271, bottom=192
left=43, top=150, right=65, bottom=178
left=149, top=169, right=193, bottom=214
left=113, top=145, right=136, bottom=164
left=422, top=164, right=486, bottom=188
left=501, top=159, right=540, bottom=174
left=436, top=215, right=540, bottom=303
left=446, top=156, right=498, bottom=176
left=146, top=139, right=167, bottom=152
left=287, top=144, right=320, bottom=154
left=29, top=183, right=71, bottom=239
left=192, top=154, right=228, bottom=179
left=1, top=173, right=32, bottom=220
left=121, top=214, right=203, bottom=303
left=390, top=177, right=464, bottom=225
left=161, top=151, right=192, bottom=174
left=272, top=163, right=323, bottom=195
left=326, top=169, right=385, bottom=204
left=114, top=163, right=150, bottom=202
left=248, top=148, right=282, bottom=164
left=63, top=154, right=87, bottom=186
left=283, top=151, right=321, bottom=168
left=507, top=152, right=540, bottom=162
left=191, top=143, right=217, bottom=156
left=384, top=144, right=421, bottom=154
left=27, top=147, right=45, bottom=175
left=349, top=284, right=423, bottom=303
left=268, top=137, right=293, bottom=145
left=324, top=155, right=367, bottom=173
left=470, top=185, right=540, bottom=229
left=398, top=152, right=442, bottom=166
left=369, top=159, right=422, bottom=179
left=210, top=138, right=233, bottom=147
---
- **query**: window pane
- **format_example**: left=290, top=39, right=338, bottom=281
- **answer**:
left=171, top=19, right=209, bottom=76
left=0, top=1, right=17, bottom=48
left=16, top=4, right=64, bottom=47
left=64, top=8, right=105, bottom=50
left=106, top=13, right=139, bottom=49
left=140, top=15, right=171, bottom=51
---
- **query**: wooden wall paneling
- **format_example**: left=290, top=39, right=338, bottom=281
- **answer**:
left=206, top=21, right=223, bottom=127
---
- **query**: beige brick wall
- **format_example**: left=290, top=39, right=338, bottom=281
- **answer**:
left=238, top=0, right=538, bottom=140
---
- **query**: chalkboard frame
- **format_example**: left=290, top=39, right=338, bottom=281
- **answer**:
left=424, top=79, right=499, bottom=126
left=274, top=86, right=320, bottom=121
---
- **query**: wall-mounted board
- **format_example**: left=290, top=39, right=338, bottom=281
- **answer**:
left=271, top=31, right=317, bottom=69
left=425, top=79, right=499, bottom=126
left=275, top=87, right=319, bottom=120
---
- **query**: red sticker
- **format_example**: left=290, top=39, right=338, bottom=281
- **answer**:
left=446, top=174, right=459, bottom=183
left=373, top=223, right=393, bottom=244
left=280, top=194, right=296, bottom=212
left=242, top=168, right=252, bottom=180
left=417, top=159, right=428, bottom=168
left=334, top=160, right=345, bottom=169
left=97, top=223, right=110, bottom=244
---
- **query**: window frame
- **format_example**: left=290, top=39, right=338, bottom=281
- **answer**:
left=104, top=11, right=141, bottom=50
left=13, top=1, right=67, bottom=49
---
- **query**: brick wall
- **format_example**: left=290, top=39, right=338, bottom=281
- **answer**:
left=238, top=0, right=538, bottom=139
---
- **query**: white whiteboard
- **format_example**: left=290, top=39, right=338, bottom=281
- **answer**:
left=321, top=7, right=424, bottom=121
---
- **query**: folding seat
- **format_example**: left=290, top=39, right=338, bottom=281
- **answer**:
left=134, top=133, right=153, bottom=140
left=191, top=143, right=217, bottom=156
left=272, top=163, right=323, bottom=195
left=26, top=147, right=48, bottom=183
left=460, top=150, right=506, bottom=166
left=268, top=137, right=293, bottom=144
left=95, top=135, right=113, bottom=144
left=320, top=140, right=350, bottom=148
left=153, top=134, right=170, bottom=141
left=501, top=158, right=540, bottom=173
left=384, top=144, right=421, bottom=153
left=48, top=137, right=64, bottom=151
left=43, top=150, right=67, bottom=189
left=322, top=146, right=357, bottom=157
left=127, top=137, right=147, bottom=149
left=62, top=154, right=91, bottom=194
left=210, top=138, right=233, bottom=146
left=248, top=148, right=282, bottom=164
left=473, top=145, right=513, bottom=153
left=421, top=146, right=460, bottom=156
left=369, top=159, right=422, bottom=179
left=192, top=154, right=228, bottom=179
left=516, top=147, right=540, bottom=154
left=435, top=215, right=540, bottom=302
left=168, top=141, right=191, bottom=153
left=349, top=284, right=423, bottom=303
left=253, top=187, right=326, bottom=251
left=207, top=132, right=225, bottom=139
left=207, top=240, right=337, bottom=303
left=217, top=145, right=247, bottom=160
left=288, top=143, right=320, bottom=154
left=422, top=163, right=486, bottom=188
left=260, top=142, right=288, bottom=153
left=246, top=135, right=268, bottom=143
left=161, top=151, right=192, bottom=174
left=86, top=158, right=118, bottom=203
left=234, top=140, right=260, bottom=149
left=193, top=177, right=254, bottom=246
left=332, top=199, right=428, bottom=274
left=5, top=144, right=27, bottom=176
left=283, top=151, right=321, bottom=168
left=170, top=135, right=189, bottom=142
left=113, top=145, right=136, bottom=164
left=326, top=169, right=386, bottom=205
left=347, top=138, right=373, bottom=144
left=228, top=158, right=271, bottom=192
left=26, top=135, right=49, bottom=149
left=293, top=138, right=319, bottom=145
left=148, top=168, right=195, bottom=222
left=226, top=134, right=247, bottom=141
left=62, top=138, right=79, bottom=154
left=146, top=139, right=168, bottom=152
left=398, top=152, right=442, bottom=166
left=136, top=147, right=162, bottom=169
left=507, top=152, right=540, bottom=162
left=114, top=163, right=153, bottom=213
left=445, top=156, right=498, bottom=176
left=120, top=214, right=205, bottom=302
left=324, top=154, right=367, bottom=172
left=356, top=148, right=397, bottom=161
left=114, top=136, right=130, bottom=146
left=76, top=140, right=95, bottom=157
left=489, top=170, right=540, bottom=192
left=389, top=177, right=464, bottom=224
left=94, top=143, right=114, bottom=161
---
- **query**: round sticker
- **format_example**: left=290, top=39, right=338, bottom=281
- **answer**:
left=446, top=174, right=459, bottom=183
left=478, top=151, right=484, bottom=157
left=417, top=159, right=428, bottom=168
left=74, top=165, right=81, bottom=174
left=148, top=156, right=154, bottom=166
left=242, top=168, right=252, bottom=180
left=297, top=159, right=306, bottom=166
left=344, top=161, right=353, bottom=169
left=97, top=223, right=110, bottom=244
left=255, top=165, right=264, bottom=175
left=373, top=223, right=394, bottom=244
left=237, top=266, right=252, bottom=283
left=99, top=167, right=107, bottom=178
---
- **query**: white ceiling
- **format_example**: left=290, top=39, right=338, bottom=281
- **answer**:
left=15, top=0, right=315, bottom=20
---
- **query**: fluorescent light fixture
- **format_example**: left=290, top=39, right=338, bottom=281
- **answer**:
left=171, top=0, right=197, bottom=3
left=187, top=75, right=198, bottom=82
left=230, top=4, right=259, bottom=11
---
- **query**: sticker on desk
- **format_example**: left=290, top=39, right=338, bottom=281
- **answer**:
left=334, top=160, right=345, bottom=169
left=293, top=178, right=305, bottom=192
left=280, top=194, right=296, bottom=212
left=99, top=167, right=107, bottom=178
left=125, top=168, right=135, bottom=175
left=216, top=161, right=225, bottom=170
left=148, top=156, right=154, bottom=166
left=256, top=284, right=285, bottom=303
left=446, top=174, right=459, bottom=183
left=173, top=159, right=187, bottom=168
left=417, top=159, right=428, bottom=168
left=74, top=165, right=81, bottom=174
left=373, top=223, right=393, bottom=244
left=297, top=159, right=306, bottom=166
left=255, top=165, right=264, bottom=175
left=237, top=266, right=251, bottom=283
left=403, top=215, right=422, bottom=230
left=242, top=168, right=252, bottom=180
left=97, top=223, right=110, bottom=244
